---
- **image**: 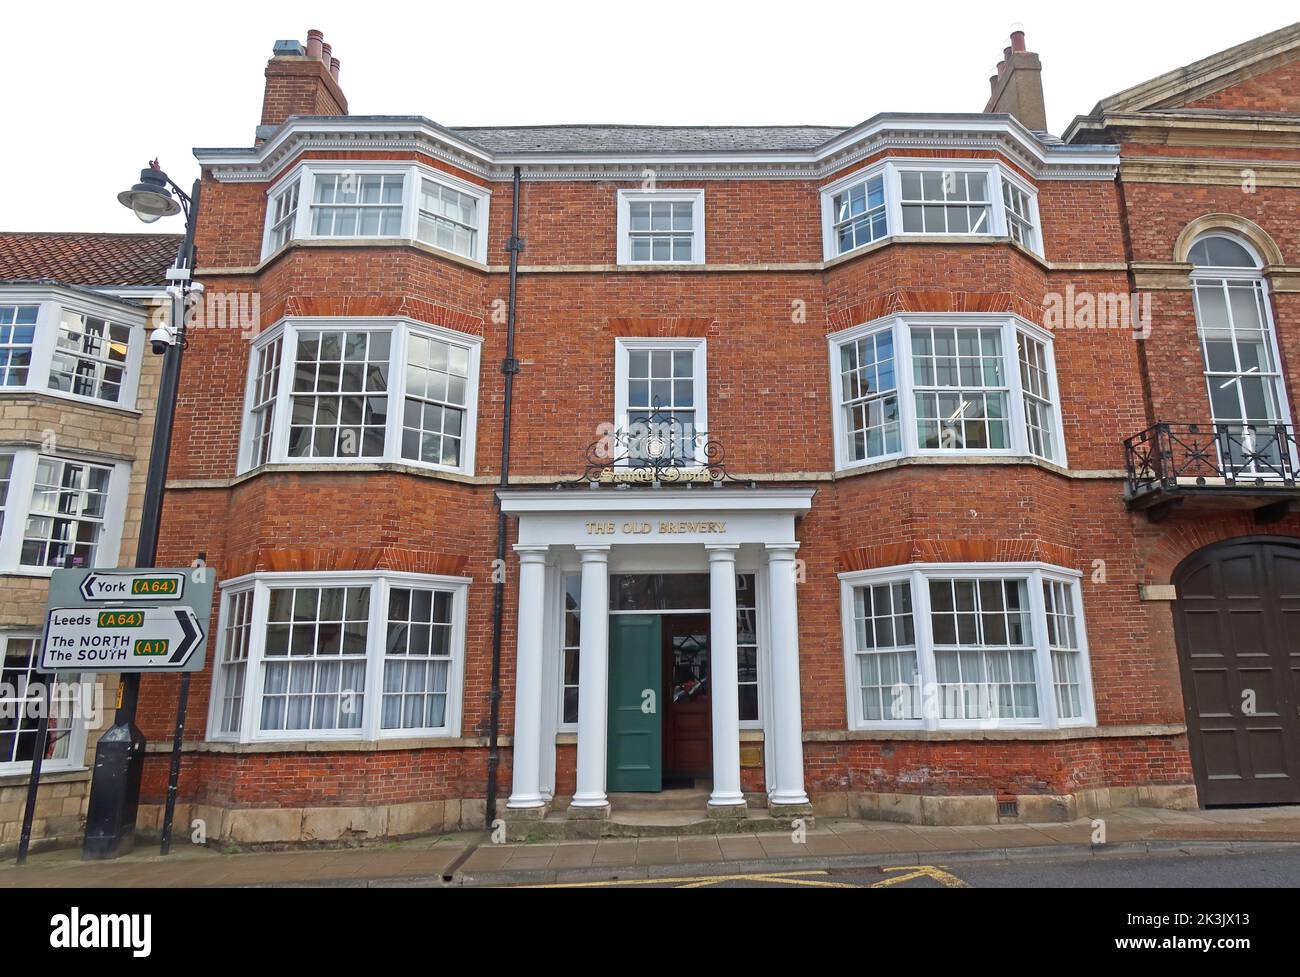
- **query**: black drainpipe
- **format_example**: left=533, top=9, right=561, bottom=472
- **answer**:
left=485, top=166, right=523, bottom=828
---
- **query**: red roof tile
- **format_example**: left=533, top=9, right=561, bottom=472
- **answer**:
left=0, top=232, right=183, bottom=287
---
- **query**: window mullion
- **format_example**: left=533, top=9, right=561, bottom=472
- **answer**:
left=1069, top=578, right=1096, bottom=725
left=896, top=321, right=917, bottom=457
left=402, top=167, right=419, bottom=241
left=885, top=163, right=903, bottom=237
left=295, top=170, right=314, bottom=240
left=912, top=569, right=939, bottom=731
left=30, top=302, right=58, bottom=396
left=1026, top=569, right=1059, bottom=728
left=1, top=450, right=38, bottom=569
left=1042, top=331, right=1067, bottom=465
left=242, top=582, right=269, bottom=744
left=365, top=578, right=387, bottom=740
left=271, top=326, right=297, bottom=463
left=990, top=167, right=1009, bottom=237
left=1007, top=321, right=1029, bottom=456
left=388, top=325, right=407, bottom=463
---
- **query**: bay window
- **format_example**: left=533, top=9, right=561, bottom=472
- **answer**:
left=261, top=163, right=491, bottom=264
left=0, top=290, right=145, bottom=408
left=0, top=449, right=129, bottom=573
left=209, top=571, right=469, bottom=743
left=239, top=318, right=481, bottom=475
left=829, top=314, right=1065, bottom=469
left=839, top=563, right=1095, bottom=730
left=821, top=159, right=1042, bottom=260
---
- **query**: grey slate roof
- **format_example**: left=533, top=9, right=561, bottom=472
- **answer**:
left=443, top=124, right=850, bottom=154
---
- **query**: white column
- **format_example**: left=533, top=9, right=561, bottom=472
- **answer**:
left=507, top=545, right=549, bottom=810
left=571, top=546, right=611, bottom=811
left=767, top=544, right=810, bottom=807
left=707, top=545, right=746, bottom=810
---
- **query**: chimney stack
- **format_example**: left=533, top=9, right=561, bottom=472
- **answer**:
left=983, top=30, right=1047, bottom=132
left=259, top=29, right=349, bottom=139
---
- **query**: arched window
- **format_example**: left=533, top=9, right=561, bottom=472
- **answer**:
left=1189, top=232, right=1291, bottom=472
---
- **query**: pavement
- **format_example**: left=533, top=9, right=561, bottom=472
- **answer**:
left=3, top=804, right=1300, bottom=888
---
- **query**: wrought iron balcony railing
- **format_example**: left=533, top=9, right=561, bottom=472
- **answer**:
left=1124, top=422, right=1300, bottom=502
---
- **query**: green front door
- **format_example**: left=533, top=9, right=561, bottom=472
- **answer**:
left=608, top=615, right=662, bottom=792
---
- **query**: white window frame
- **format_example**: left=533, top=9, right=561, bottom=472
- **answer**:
left=1188, top=233, right=1295, bottom=447
left=0, top=288, right=146, bottom=411
left=260, top=162, right=492, bottom=265
left=237, top=317, right=482, bottom=476
left=0, top=631, right=90, bottom=775
left=616, top=189, right=706, bottom=265
left=613, top=337, right=709, bottom=468
left=838, top=562, right=1096, bottom=732
left=0, top=447, right=129, bottom=576
left=820, top=158, right=1044, bottom=261
left=206, top=570, right=471, bottom=745
left=827, top=313, right=1066, bottom=472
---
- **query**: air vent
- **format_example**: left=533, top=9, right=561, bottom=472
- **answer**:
left=997, top=799, right=1019, bottom=818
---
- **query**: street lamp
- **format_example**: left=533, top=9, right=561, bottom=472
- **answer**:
left=81, top=161, right=201, bottom=860
left=117, top=161, right=184, bottom=223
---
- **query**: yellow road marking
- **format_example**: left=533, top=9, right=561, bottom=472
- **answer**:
left=677, top=874, right=861, bottom=889
left=522, top=870, right=846, bottom=889
left=518, top=864, right=968, bottom=889
left=870, top=865, right=970, bottom=888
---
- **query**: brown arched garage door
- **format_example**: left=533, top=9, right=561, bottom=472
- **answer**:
left=1173, top=538, right=1300, bottom=806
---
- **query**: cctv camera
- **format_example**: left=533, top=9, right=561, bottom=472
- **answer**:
left=189, top=280, right=205, bottom=295
left=150, top=325, right=175, bottom=355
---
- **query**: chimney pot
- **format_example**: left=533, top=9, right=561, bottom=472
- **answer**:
left=330, top=57, right=341, bottom=82
left=1010, top=30, right=1026, bottom=52
left=996, top=60, right=1006, bottom=76
left=321, top=41, right=332, bottom=65
left=989, top=75, right=1000, bottom=95
left=1003, top=46, right=1013, bottom=61
left=306, top=29, right=323, bottom=60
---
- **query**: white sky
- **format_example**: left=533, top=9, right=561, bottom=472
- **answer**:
left=0, top=1, right=1294, bottom=233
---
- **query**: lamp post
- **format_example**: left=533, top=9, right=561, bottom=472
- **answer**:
left=81, top=161, right=201, bottom=860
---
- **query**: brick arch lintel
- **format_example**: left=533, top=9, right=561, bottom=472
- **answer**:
left=261, top=296, right=485, bottom=337
left=605, top=316, right=714, bottom=337
left=838, top=538, right=1078, bottom=574
left=1145, top=518, right=1300, bottom=585
left=827, top=291, right=1041, bottom=334
left=222, top=546, right=471, bottom=581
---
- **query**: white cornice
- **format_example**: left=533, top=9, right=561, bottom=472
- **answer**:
left=196, top=114, right=1119, bottom=186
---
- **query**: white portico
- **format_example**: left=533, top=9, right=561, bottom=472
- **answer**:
left=499, top=488, right=815, bottom=818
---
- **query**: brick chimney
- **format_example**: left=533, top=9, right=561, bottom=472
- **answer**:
left=983, top=29, right=1047, bottom=132
left=258, top=29, right=348, bottom=136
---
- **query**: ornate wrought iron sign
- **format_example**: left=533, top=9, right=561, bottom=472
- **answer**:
left=574, top=403, right=737, bottom=485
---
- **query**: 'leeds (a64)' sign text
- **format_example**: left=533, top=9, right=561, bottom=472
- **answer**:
left=40, top=606, right=206, bottom=673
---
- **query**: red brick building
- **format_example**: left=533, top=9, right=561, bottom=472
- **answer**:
left=132, top=24, right=1299, bottom=844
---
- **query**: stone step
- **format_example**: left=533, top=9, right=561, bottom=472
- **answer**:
left=504, top=808, right=808, bottom=842
left=607, top=788, right=713, bottom=812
